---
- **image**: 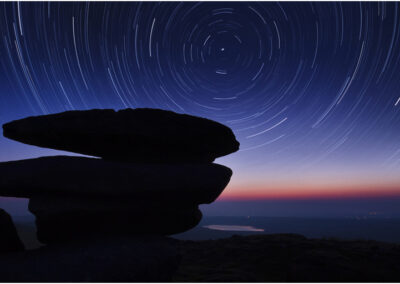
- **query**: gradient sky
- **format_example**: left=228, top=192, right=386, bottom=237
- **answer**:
left=1, top=2, right=400, bottom=216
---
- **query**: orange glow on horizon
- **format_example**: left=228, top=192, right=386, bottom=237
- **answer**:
left=219, top=183, right=400, bottom=200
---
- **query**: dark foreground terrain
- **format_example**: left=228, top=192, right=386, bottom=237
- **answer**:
left=6, top=217, right=400, bottom=282
left=174, top=234, right=400, bottom=282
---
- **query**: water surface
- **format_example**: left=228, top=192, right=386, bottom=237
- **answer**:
left=203, top=224, right=264, bottom=232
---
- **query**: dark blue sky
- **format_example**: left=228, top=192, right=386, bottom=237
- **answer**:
left=1, top=2, right=400, bottom=216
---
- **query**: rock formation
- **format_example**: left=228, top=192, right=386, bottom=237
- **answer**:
left=0, top=209, right=25, bottom=253
left=0, top=108, right=239, bottom=281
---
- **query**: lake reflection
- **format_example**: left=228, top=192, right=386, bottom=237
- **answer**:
left=203, top=225, right=264, bottom=232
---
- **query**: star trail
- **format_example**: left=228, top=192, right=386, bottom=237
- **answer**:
left=1, top=2, right=400, bottom=201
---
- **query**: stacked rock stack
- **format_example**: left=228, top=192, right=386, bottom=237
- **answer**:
left=0, top=108, right=239, bottom=244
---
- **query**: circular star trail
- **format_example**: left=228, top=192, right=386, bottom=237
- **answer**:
left=1, top=2, right=400, bottom=178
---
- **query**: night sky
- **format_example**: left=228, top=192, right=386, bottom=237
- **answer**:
left=1, top=2, right=400, bottom=216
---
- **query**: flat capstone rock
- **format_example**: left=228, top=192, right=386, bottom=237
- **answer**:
left=3, top=108, right=240, bottom=163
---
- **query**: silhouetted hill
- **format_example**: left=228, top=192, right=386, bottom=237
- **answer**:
left=174, top=234, right=400, bottom=282
left=5, top=218, right=400, bottom=281
left=174, top=216, right=400, bottom=243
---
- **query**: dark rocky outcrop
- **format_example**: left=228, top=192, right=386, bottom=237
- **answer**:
left=0, top=235, right=180, bottom=282
left=27, top=196, right=203, bottom=243
left=33, top=210, right=202, bottom=244
left=29, top=197, right=202, bottom=243
left=28, top=195, right=195, bottom=212
left=3, top=108, right=239, bottom=163
left=0, top=209, right=25, bottom=253
left=0, top=156, right=232, bottom=204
